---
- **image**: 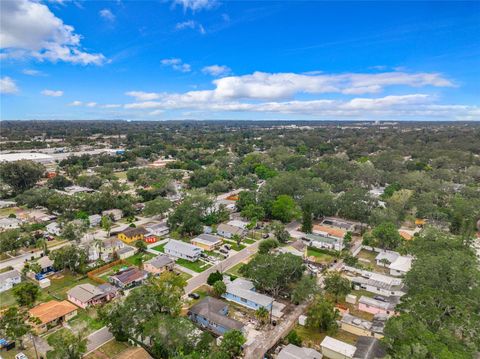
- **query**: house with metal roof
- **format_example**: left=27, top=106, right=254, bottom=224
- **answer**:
left=303, top=233, right=344, bottom=251
left=191, top=233, right=223, bottom=250
left=217, top=223, right=246, bottom=239
left=164, top=239, right=203, bottom=262
left=340, top=313, right=386, bottom=339
left=320, top=336, right=357, bottom=359
left=223, top=278, right=273, bottom=311
left=109, top=267, right=148, bottom=289
left=188, top=296, right=244, bottom=336
left=0, top=269, right=21, bottom=293
left=345, top=269, right=405, bottom=297
left=144, top=254, right=175, bottom=275
left=358, top=296, right=397, bottom=317
left=278, top=344, right=323, bottom=359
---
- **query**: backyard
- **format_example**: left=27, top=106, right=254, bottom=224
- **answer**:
left=84, top=340, right=131, bottom=359
left=294, top=325, right=359, bottom=350
left=152, top=243, right=166, bottom=252
left=124, top=252, right=155, bottom=266
left=356, top=249, right=390, bottom=274
left=68, top=307, right=104, bottom=335
left=306, top=247, right=336, bottom=265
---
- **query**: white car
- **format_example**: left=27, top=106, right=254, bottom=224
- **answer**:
left=15, top=354, right=28, bottom=359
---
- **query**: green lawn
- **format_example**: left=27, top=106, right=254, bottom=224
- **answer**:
left=114, top=171, right=128, bottom=180
left=152, top=243, right=167, bottom=252
left=85, top=340, right=130, bottom=359
left=0, top=288, right=16, bottom=308
left=226, top=261, right=247, bottom=277
left=243, top=238, right=255, bottom=244
left=306, top=247, right=336, bottom=264
left=294, top=325, right=359, bottom=349
left=41, top=272, right=99, bottom=301
left=125, top=252, right=155, bottom=266
left=223, top=240, right=246, bottom=251
left=68, top=307, right=104, bottom=334
left=176, top=258, right=212, bottom=273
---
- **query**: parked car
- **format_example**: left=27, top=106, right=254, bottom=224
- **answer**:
left=15, top=353, right=28, bottom=359
left=307, top=264, right=319, bottom=274
left=374, top=295, right=387, bottom=302
left=223, top=244, right=231, bottom=250
left=188, top=293, right=200, bottom=300
left=262, top=233, right=270, bottom=239
left=219, top=248, right=229, bottom=254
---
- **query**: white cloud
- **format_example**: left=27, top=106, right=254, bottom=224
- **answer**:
left=0, top=0, right=105, bottom=65
left=175, top=20, right=206, bottom=34
left=41, top=89, right=63, bottom=97
left=103, top=104, right=121, bottom=108
left=202, top=64, right=231, bottom=77
left=125, top=91, right=161, bottom=101
left=22, top=69, right=45, bottom=76
left=86, top=102, right=97, bottom=107
left=68, top=100, right=83, bottom=106
left=99, top=9, right=115, bottom=22
left=0, top=76, right=19, bottom=94
left=172, top=0, right=217, bottom=12
left=161, top=58, right=191, bottom=72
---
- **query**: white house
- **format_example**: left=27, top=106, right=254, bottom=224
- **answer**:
left=278, top=344, right=323, bottom=359
left=145, top=223, right=169, bottom=237
left=164, top=239, right=203, bottom=262
left=347, top=270, right=405, bottom=297
left=303, top=233, right=344, bottom=251
left=0, top=217, right=21, bottom=230
left=0, top=269, right=21, bottom=293
left=102, top=209, right=123, bottom=221
left=88, top=214, right=102, bottom=227
left=375, top=251, right=413, bottom=277
left=320, top=336, right=356, bottom=359
left=46, top=222, right=62, bottom=236
left=217, top=223, right=245, bottom=239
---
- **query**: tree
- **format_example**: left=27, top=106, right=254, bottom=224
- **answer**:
left=50, top=245, right=88, bottom=273
left=0, top=160, right=45, bottom=194
left=306, top=296, right=339, bottom=334
left=258, top=238, right=279, bottom=254
left=241, top=204, right=265, bottom=221
left=135, top=240, right=147, bottom=253
left=46, top=329, right=87, bottom=359
left=271, top=195, right=298, bottom=223
left=207, top=271, right=223, bottom=286
left=324, top=272, right=351, bottom=303
left=255, top=307, right=270, bottom=326
left=212, top=280, right=227, bottom=298
left=47, top=175, right=73, bottom=190
left=101, top=215, right=112, bottom=237
left=61, top=221, right=87, bottom=242
left=12, top=282, right=40, bottom=307
left=240, top=253, right=304, bottom=298
left=271, top=222, right=290, bottom=243
left=343, top=231, right=353, bottom=249
left=168, top=192, right=214, bottom=236
left=336, top=188, right=375, bottom=223
left=143, top=197, right=171, bottom=217
left=219, top=330, right=246, bottom=358
left=232, top=234, right=242, bottom=246
left=371, top=222, right=402, bottom=250
left=286, top=330, right=302, bottom=346
left=0, top=307, right=31, bottom=349
left=301, top=207, right=313, bottom=233
left=291, top=275, right=318, bottom=304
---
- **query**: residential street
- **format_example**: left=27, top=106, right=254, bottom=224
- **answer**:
left=85, top=326, right=114, bottom=354
left=185, top=240, right=260, bottom=293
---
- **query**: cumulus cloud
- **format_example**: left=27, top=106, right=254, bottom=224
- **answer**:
left=99, top=9, right=115, bottom=22
left=22, top=69, right=45, bottom=76
left=86, top=102, right=97, bottom=107
left=125, top=91, right=161, bottom=101
left=161, top=58, right=191, bottom=72
left=172, top=0, right=217, bottom=12
left=0, top=76, right=19, bottom=94
left=68, top=100, right=83, bottom=106
left=0, top=0, right=105, bottom=65
left=41, top=89, right=63, bottom=97
left=202, top=64, right=231, bottom=77
left=175, top=20, right=206, bottom=34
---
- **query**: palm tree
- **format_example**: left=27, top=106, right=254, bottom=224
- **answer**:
left=93, top=238, right=105, bottom=261
left=232, top=234, right=242, bottom=247
left=255, top=307, right=270, bottom=326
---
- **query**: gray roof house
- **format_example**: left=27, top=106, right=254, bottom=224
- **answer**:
left=0, top=269, right=21, bottom=293
left=188, top=296, right=244, bottom=336
left=164, top=239, right=203, bottom=262
left=144, top=254, right=175, bottom=275
left=278, top=344, right=323, bottom=359
left=217, top=223, right=245, bottom=239
left=223, top=278, right=274, bottom=311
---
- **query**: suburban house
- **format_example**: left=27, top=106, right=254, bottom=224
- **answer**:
left=88, top=214, right=102, bottom=227
left=0, top=217, right=21, bottom=230
left=0, top=269, right=21, bottom=293
left=118, top=227, right=148, bottom=244
left=358, top=296, right=397, bottom=317
left=321, top=217, right=362, bottom=234
left=109, top=267, right=148, bottom=289
left=320, top=336, right=356, bottom=359
left=28, top=300, right=78, bottom=333
left=188, top=296, right=244, bottom=336
left=375, top=251, right=413, bottom=277
left=303, top=233, right=344, bottom=251
left=67, top=283, right=115, bottom=309
left=278, top=344, right=323, bottom=359
left=103, top=238, right=125, bottom=258
left=227, top=220, right=249, bottom=230
left=191, top=233, right=223, bottom=250
left=340, top=313, right=387, bottom=339
left=223, top=278, right=274, bottom=311
left=353, top=337, right=386, bottom=359
left=217, top=223, right=245, bottom=239
left=46, top=222, right=61, bottom=236
left=117, top=246, right=136, bottom=259
left=35, top=256, right=55, bottom=279
left=143, top=254, right=175, bottom=275
left=345, top=268, right=406, bottom=297
left=145, top=223, right=169, bottom=237
left=102, top=209, right=123, bottom=221
left=164, top=239, right=203, bottom=262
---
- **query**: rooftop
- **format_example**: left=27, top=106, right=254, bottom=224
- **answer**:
left=193, top=233, right=223, bottom=244
left=165, top=239, right=203, bottom=256
left=226, top=278, right=273, bottom=307
left=120, top=227, right=148, bottom=237
left=353, top=337, right=386, bottom=359
left=111, top=267, right=147, bottom=285
left=320, top=336, right=356, bottom=357
left=145, top=254, right=174, bottom=269
left=0, top=269, right=21, bottom=282
left=67, top=283, right=105, bottom=303
left=278, top=344, right=323, bottom=359
left=189, top=296, right=244, bottom=334
left=29, top=300, right=78, bottom=324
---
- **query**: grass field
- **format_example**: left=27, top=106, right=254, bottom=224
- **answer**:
left=41, top=272, right=99, bottom=301
left=226, top=261, right=247, bottom=277
left=85, top=340, right=131, bottom=359
left=68, top=307, right=104, bottom=334
left=223, top=239, right=246, bottom=251
left=0, top=288, right=16, bottom=308
left=114, top=171, right=128, bottom=180
left=306, top=247, right=336, bottom=264
left=176, top=258, right=211, bottom=273
left=152, top=243, right=166, bottom=252
left=125, top=252, right=155, bottom=266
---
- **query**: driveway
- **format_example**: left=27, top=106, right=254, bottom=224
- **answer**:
left=185, top=240, right=260, bottom=293
left=85, top=327, right=114, bottom=354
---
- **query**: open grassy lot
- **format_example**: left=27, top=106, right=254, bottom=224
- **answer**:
left=114, top=171, right=128, bottom=180
left=306, top=247, right=336, bottom=264
left=176, top=258, right=211, bottom=273
left=85, top=340, right=131, bottom=359
left=0, top=288, right=16, bottom=308
left=68, top=307, right=104, bottom=335
left=125, top=252, right=155, bottom=266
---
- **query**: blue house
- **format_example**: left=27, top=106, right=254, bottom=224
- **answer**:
left=34, top=256, right=55, bottom=280
left=223, top=278, right=274, bottom=311
left=188, top=296, right=244, bottom=336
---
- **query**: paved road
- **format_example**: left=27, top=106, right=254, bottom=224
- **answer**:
left=185, top=240, right=260, bottom=293
left=243, top=301, right=310, bottom=359
left=85, top=326, right=114, bottom=354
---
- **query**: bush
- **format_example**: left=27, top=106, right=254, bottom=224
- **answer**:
left=286, top=330, right=302, bottom=346
left=207, top=271, right=223, bottom=286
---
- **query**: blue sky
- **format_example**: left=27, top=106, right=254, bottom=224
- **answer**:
left=1, top=0, right=479, bottom=121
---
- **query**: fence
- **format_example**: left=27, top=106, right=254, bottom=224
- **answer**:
left=87, top=259, right=128, bottom=284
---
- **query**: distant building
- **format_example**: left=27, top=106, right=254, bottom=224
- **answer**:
left=346, top=269, right=405, bottom=297
left=0, top=217, right=21, bottom=230
left=191, top=234, right=223, bottom=251
left=29, top=300, right=78, bottom=333
left=62, top=185, right=95, bottom=196
left=143, top=254, right=175, bottom=276
left=375, top=251, right=413, bottom=277
left=145, top=223, right=169, bottom=237
left=278, top=344, right=323, bottom=359
left=88, top=214, right=102, bottom=227
left=188, top=296, right=244, bottom=336
left=0, top=269, right=21, bottom=293
left=340, top=313, right=387, bottom=339
left=102, top=209, right=123, bottom=221
left=320, top=336, right=356, bottom=359
left=164, top=239, right=203, bottom=262
left=118, top=227, right=148, bottom=244
left=46, top=222, right=61, bottom=236
left=223, top=278, right=273, bottom=311
left=303, top=233, right=344, bottom=251
left=0, top=152, right=54, bottom=164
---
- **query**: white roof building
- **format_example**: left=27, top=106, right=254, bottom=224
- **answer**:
left=320, top=336, right=356, bottom=359
left=0, top=152, right=54, bottom=164
left=278, top=344, right=322, bottom=359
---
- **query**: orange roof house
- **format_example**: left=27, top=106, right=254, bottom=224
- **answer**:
left=29, top=300, right=78, bottom=333
left=313, top=224, right=346, bottom=239
left=399, top=231, right=413, bottom=241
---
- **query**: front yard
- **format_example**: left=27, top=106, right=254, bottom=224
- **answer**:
left=68, top=307, right=104, bottom=335
left=176, top=258, right=211, bottom=273
left=152, top=243, right=167, bottom=252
